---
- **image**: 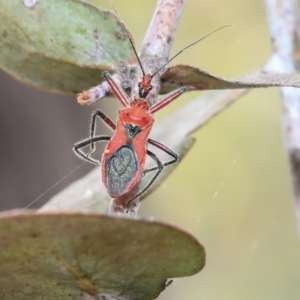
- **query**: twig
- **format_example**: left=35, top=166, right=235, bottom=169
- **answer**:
left=264, top=0, right=300, bottom=235
left=136, top=0, right=186, bottom=106
left=77, top=0, right=186, bottom=106
left=77, top=74, right=122, bottom=105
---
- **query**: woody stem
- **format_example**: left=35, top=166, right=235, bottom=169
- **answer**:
left=135, top=0, right=187, bottom=106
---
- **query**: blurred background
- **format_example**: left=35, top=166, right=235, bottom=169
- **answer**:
left=1, top=0, right=300, bottom=299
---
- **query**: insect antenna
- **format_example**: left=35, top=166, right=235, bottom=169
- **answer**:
left=109, top=0, right=146, bottom=77
left=151, top=24, right=233, bottom=78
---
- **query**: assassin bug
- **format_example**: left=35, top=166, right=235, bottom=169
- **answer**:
left=73, top=4, right=230, bottom=213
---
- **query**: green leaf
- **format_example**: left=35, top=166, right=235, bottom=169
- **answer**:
left=0, top=211, right=205, bottom=300
left=0, top=0, right=135, bottom=93
left=160, top=64, right=300, bottom=93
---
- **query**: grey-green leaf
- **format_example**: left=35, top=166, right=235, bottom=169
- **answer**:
left=0, top=0, right=135, bottom=93
left=0, top=211, right=205, bottom=300
left=160, top=64, right=300, bottom=93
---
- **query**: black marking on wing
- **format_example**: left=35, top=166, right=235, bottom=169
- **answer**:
left=106, top=144, right=138, bottom=197
left=125, top=124, right=142, bottom=139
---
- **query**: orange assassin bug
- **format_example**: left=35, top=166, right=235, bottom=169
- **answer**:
left=74, top=67, right=185, bottom=212
left=73, top=5, right=230, bottom=212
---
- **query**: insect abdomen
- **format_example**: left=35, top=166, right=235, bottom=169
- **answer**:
left=105, top=144, right=139, bottom=198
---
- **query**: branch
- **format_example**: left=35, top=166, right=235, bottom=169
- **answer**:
left=77, top=73, right=122, bottom=105
left=137, top=0, right=186, bottom=105
left=264, top=0, right=300, bottom=235
left=77, top=0, right=186, bottom=106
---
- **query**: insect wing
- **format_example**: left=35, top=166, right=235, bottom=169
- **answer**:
left=105, top=144, right=139, bottom=198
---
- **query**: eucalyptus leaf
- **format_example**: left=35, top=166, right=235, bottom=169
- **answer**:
left=0, top=211, right=205, bottom=300
left=160, top=64, right=300, bottom=93
left=0, top=0, right=135, bottom=93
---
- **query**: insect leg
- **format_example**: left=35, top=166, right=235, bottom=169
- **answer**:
left=89, top=110, right=116, bottom=156
left=144, top=138, right=179, bottom=174
left=128, top=150, right=163, bottom=204
left=149, top=86, right=187, bottom=114
left=73, top=136, right=110, bottom=165
left=103, top=71, right=130, bottom=107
